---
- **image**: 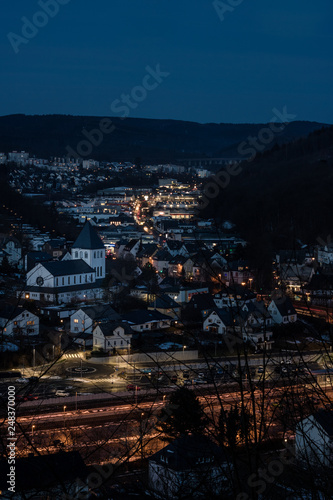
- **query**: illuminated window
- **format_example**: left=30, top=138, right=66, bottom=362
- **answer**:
left=74, top=319, right=79, bottom=324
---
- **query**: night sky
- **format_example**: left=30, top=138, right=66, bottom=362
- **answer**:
left=1, top=0, right=332, bottom=124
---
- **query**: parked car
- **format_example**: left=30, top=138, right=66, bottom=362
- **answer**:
left=16, top=378, right=29, bottom=384
left=127, top=384, right=141, bottom=391
left=193, top=379, right=207, bottom=385
left=26, top=394, right=39, bottom=400
left=15, top=395, right=28, bottom=402
left=140, top=368, right=152, bottom=375
left=55, top=390, right=70, bottom=397
left=257, top=366, right=264, bottom=373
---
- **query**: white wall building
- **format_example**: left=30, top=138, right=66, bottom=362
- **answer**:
left=0, top=307, right=39, bottom=336
left=296, top=410, right=333, bottom=468
left=22, top=221, right=106, bottom=303
left=93, top=323, right=132, bottom=351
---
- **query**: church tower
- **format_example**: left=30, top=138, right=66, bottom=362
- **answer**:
left=71, top=221, right=106, bottom=280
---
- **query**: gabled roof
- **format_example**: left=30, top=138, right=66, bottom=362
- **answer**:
left=43, top=238, right=66, bottom=249
left=137, top=243, right=158, bottom=258
left=187, top=293, right=216, bottom=311
left=208, top=308, right=235, bottom=326
left=97, top=321, right=133, bottom=337
left=0, top=305, right=28, bottom=321
left=305, top=272, right=333, bottom=291
left=271, top=296, right=296, bottom=317
left=149, top=434, right=229, bottom=471
left=78, top=304, right=120, bottom=321
left=42, top=259, right=94, bottom=276
left=122, top=309, right=172, bottom=325
left=165, top=240, right=183, bottom=250
left=124, top=238, right=140, bottom=251
left=312, top=409, right=333, bottom=437
left=169, top=255, right=187, bottom=265
left=72, top=221, right=105, bottom=250
left=153, top=249, right=172, bottom=261
left=148, top=294, right=180, bottom=310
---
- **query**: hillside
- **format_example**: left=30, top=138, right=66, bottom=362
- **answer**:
left=201, top=125, right=333, bottom=246
left=0, top=114, right=326, bottom=162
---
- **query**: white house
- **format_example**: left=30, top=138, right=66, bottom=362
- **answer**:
left=21, top=221, right=106, bottom=304
left=70, top=304, right=120, bottom=334
left=148, top=435, right=232, bottom=499
left=203, top=309, right=232, bottom=335
left=296, top=410, right=333, bottom=468
left=93, top=322, right=132, bottom=351
left=244, top=329, right=274, bottom=350
left=0, top=307, right=39, bottom=336
left=121, top=309, right=172, bottom=332
left=268, top=297, right=297, bottom=324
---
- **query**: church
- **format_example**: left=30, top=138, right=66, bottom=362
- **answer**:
left=22, top=221, right=106, bottom=304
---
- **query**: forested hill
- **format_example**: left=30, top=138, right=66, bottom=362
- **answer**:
left=202, top=125, right=333, bottom=246
left=0, top=114, right=327, bottom=162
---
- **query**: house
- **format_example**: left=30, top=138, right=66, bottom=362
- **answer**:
left=148, top=434, right=232, bottom=499
left=136, top=243, right=159, bottom=267
left=296, top=410, right=333, bottom=468
left=168, top=255, right=186, bottom=278
left=176, top=285, right=209, bottom=304
left=0, top=451, right=89, bottom=499
left=203, top=309, right=234, bottom=334
left=268, top=297, right=297, bottom=324
left=93, top=322, right=133, bottom=352
left=122, top=238, right=141, bottom=259
left=147, top=294, right=181, bottom=319
left=21, top=221, right=106, bottom=304
left=183, top=293, right=217, bottom=320
left=220, top=260, right=253, bottom=286
left=152, top=249, right=172, bottom=273
left=0, top=306, right=39, bottom=336
left=243, top=328, right=274, bottom=351
left=278, top=263, right=314, bottom=294
left=121, top=309, right=172, bottom=332
left=164, top=240, right=183, bottom=256
left=213, top=285, right=256, bottom=309
left=70, top=304, right=120, bottom=334
left=241, top=301, right=272, bottom=329
left=42, top=238, right=67, bottom=259
left=303, top=272, right=333, bottom=306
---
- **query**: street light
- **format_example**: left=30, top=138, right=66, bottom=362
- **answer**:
left=63, top=405, right=67, bottom=413
left=183, top=345, right=186, bottom=354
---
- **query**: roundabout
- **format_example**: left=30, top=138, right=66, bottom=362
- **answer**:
left=66, top=366, right=96, bottom=374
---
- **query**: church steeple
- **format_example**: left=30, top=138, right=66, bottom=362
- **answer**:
left=71, top=221, right=105, bottom=279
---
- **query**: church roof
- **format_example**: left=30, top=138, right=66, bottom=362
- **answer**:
left=72, top=221, right=105, bottom=250
left=42, top=259, right=93, bottom=276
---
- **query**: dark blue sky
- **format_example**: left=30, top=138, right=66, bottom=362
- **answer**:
left=1, top=0, right=332, bottom=123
